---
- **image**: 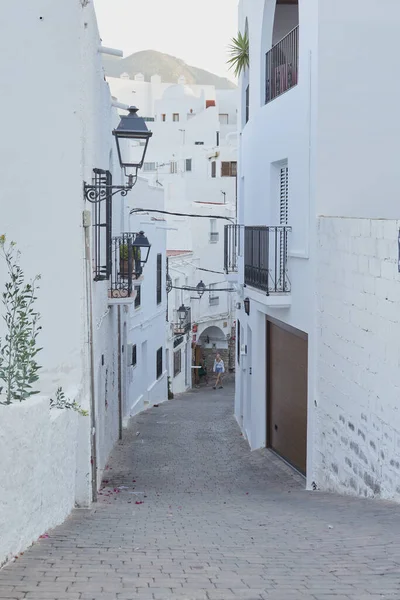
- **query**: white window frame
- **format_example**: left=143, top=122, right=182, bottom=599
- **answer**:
left=209, top=284, right=219, bottom=306
left=209, top=219, right=219, bottom=243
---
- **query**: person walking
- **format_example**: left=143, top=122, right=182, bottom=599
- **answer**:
left=213, top=353, right=225, bottom=389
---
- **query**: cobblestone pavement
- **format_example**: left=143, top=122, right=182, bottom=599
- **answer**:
left=2, top=383, right=400, bottom=600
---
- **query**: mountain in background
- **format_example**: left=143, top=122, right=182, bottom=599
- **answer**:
left=102, top=49, right=237, bottom=90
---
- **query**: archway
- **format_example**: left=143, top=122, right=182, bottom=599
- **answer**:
left=272, top=0, right=299, bottom=46
left=195, top=325, right=229, bottom=382
left=260, top=0, right=299, bottom=105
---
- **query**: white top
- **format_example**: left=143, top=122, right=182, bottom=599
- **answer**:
left=213, top=359, right=225, bottom=373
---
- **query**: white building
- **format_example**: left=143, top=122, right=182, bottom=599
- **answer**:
left=0, top=3, right=165, bottom=566
left=125, top=178, right=168, bottom=417
left=234, top=0, right=400, bottom=501
left=108, top=75, right=238, bottom=395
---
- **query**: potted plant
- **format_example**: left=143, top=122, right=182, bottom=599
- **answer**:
left=119, top=244, right=141, bottom=279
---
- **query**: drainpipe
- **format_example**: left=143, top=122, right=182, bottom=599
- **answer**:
left=83, top=210, right=98, bottom=503
left=118, top=305, right=123, bottom=440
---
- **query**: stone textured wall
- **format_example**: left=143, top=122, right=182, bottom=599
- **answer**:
left=315, top=217, right=400, bottom=500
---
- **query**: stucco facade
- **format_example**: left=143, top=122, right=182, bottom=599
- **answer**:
left=0, top=2, right=166, bottom=566
left=235, top=0, right=400, bottom=499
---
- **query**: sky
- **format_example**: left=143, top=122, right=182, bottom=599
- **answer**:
left=93, top=0, right=238, bottom=83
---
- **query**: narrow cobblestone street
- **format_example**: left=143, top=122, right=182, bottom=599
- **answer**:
left=2, top=384, right=400, bottom=600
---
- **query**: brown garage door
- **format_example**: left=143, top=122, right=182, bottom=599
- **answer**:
left=267, top=318, right=308, bottom=475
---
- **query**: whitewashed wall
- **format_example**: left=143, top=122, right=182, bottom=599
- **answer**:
left=0, top=398, right=78, bottom=567
left=0, top=0, right=126, bottom=563
left=315, top=217, right=400, bottom=500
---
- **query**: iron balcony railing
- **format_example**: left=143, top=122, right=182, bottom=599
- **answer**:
left=174, top=307, right=191, bottom=335
left=244, top=226, right=291, bottom=295
left=109, top=233, right=142, bottom=299
left=224, top=224, right=243, bottom=274
left=265, top=25, right=299, bottom=104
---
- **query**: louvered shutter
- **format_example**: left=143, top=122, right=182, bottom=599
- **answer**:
left=221, top=161, right=230, bottom=177
left=279, top=166, right=289, bottom=225
left=279, top=166, right=289, bottom=289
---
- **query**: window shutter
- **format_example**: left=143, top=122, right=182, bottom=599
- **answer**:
left=231, top=161, right=237, bottom=177
left=211, top=161, right=216, bottom=178
left=279, top=166, right=289, bottom=225
left=221, top=161, right=230, bottom=177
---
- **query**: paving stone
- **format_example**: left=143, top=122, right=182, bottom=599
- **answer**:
left=2, top=383, right=400, bottom=599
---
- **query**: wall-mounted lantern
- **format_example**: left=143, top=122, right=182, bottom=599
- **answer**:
left=244, top=297, right=250, bottom=316
left=113, top=106, right=153, bottom=178
left=196, top=280, right=206, bottom=298
left=84, top=106, right=152, bottom=203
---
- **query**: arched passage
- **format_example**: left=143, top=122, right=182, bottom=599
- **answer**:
left=196, top=325, right=229, bottom=381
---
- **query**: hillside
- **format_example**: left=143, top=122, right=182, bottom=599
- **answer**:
left=102, top=49, right=236, bottom=90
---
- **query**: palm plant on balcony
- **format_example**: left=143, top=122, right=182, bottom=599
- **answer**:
left=227, top=30, right=249, bottom=77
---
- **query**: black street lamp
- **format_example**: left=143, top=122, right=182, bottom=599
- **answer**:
left=177, top=304, right=189, bottom=322
left=113, top=106, right=153, bottom=178
left=84, top=107, right=153, bottom=203
left=196, top=280, right=206, bottom=298
left=131, top=230, right=151, bottom=276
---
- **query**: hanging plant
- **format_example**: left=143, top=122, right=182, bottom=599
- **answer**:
left=227, top=30, right=249, bottom=77
left=0, top=236, right=42, bottom=405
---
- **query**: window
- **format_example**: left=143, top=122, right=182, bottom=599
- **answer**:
left=161, top=114, right=166, bottom=122
left=219, top=113, right=229, bottom=125
left=221, top=161, right=237, bottom=177
left=173, top=113, right=180, bottom=122
left=156, top=253, right=162, bottom=304
left=211, top=161, right=216, bottom=178
left=92, top=169, right=112, bottom=281
left=185, top=159, right=192, bottom=172
left=237, top=320, right=241, bottom=365
left=134, top=285, right=141, bottom=309
left=170, top=161, right=178, bottom=174
left=156, top=347, right=163, bottom=379
left=143, top=162, right=156, bottom=172
left=173, top=349, right=182, bottom=377
left=209, top=219, right=219, bottom=243
left=195, top=141, right=204, bottom=145
left=143, top=117, right=155, bottom=122
left=216, top=131, right=220, bottom=147
left=131, top=344, right=137, bottom=367
left=209, top=284, right=219, bottom=306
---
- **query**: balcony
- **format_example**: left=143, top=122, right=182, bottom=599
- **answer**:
left=224, top=224, right=243, bottom=276
left=244, top=226, right=291, bottom=295
left=173, top=307, right=191, bottom=335
left=108, top=233, right=143, bottom=305
left=265, top=25, right=299, bottom=104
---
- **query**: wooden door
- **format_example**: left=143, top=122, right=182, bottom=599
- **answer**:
left=267, top=319, right=308, bottom=474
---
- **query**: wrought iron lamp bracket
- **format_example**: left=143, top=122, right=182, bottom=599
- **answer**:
left=83, top=169, right=138, bottom=203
